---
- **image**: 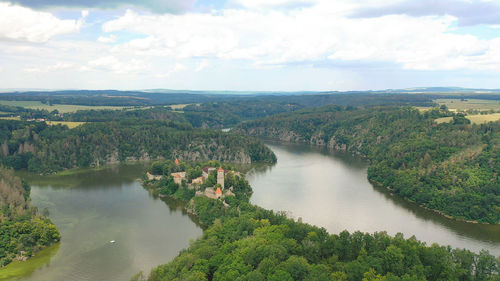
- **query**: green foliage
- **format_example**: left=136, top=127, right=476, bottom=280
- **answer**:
left=237, top=106, right=500, bottom=223
left=0, top=167, right=60, bottom=267
left=147, top=201, right=499, bottom=281
left=0, top=119, right=275, bottom=174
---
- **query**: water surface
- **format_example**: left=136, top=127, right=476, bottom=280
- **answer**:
left=2, top=164, right=202, bottom=281
left=247, top=143, right=500, bottom=255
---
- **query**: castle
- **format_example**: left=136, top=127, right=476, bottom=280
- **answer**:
left=217, top=166, right=225, bottom=189
left=148, top=159, right=237, bottom=200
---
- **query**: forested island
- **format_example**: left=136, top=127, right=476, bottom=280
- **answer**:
left=140, top=160, right=499, bottom=281
left=0, top=167, right=60, bottom=267
left=236, top=106, right=500, bottom=224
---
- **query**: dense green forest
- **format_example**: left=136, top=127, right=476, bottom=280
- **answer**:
left=0, top=119, right=275, bottom=173
left=236, top=106, right=500, bottom=224
left=142, top=162, right=499, bottom=281
left=0, top=90, right=437, bottom=107
left=0, top=167, right=60, bottom=267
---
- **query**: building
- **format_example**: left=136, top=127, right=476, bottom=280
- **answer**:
left=146, top=172, right=162, bottom=181
left=171, top=172, right=186, bottom=185
left=191, top=176, right=204, bottom=185
left=215, top=187, right=222, bottom=199
left=217, top=167, right=225, bottom=189
left=202, top=167, right=216, bottom=179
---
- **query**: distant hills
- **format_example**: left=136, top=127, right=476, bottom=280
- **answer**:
left=0, top=87, right=499, bottom=107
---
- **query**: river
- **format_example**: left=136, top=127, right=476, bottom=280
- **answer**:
left=2, top=143, right=498, bottom=280
left=1, top=164, right=202, bottom=281
left=247, top=142, right=500, bottom=255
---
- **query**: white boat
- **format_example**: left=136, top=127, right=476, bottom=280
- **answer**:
left=110, top=240, right=116, bottom=243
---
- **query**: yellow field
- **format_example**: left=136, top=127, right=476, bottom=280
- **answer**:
left=434, top=117, right=453, bottom=124
left=0, top=116, right=21, bottom=120
left=0, top=100, right=136, bottom=113
left=434, top=114, right=500, bottom=124
left=166, top=103, right=198, bottom=110
left=46, top=121, right=86, bottom=128
left=435, top=99, right=500, bottom=111
left=466, top=113, right=500, bottom=124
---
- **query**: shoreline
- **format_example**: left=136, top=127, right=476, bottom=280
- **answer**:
left=254, top=137, right=499, bottom=225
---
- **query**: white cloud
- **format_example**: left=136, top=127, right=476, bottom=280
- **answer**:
left=195, top=60, right=209, bottom=72
left=0, top=3, right=86, bottom=43
left=231, top=0, right=318, bottom=9
left=155, top=63, right=187, bottom=78
left=83, top=56, right=149, bottom=74
left=23, top=62, right=73, bottom=73
left=98, top=34, right=117, bottom=43
left=3, top=0, right=500, bottom=90
left=99, top=2, right=500, bottom=71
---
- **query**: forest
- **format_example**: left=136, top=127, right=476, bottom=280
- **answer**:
left=236, top=106, right=500, bottom=224
left=142, top=162, right=500, bottom=281
left=0, top=167, right=60, bottom=267
left=0, top=119, right=275, bottom=174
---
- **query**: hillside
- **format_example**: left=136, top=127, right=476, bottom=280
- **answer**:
left=0, top=167, right=60, bottom=266
left=236, top=106, right=500, bottom=224
left=0, top=119, right=276, bottom=174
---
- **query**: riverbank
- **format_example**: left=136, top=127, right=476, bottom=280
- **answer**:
left=236, top=106, right=500, bottom=225
left=3, top=164, right=202, bottom=280
left=141, top=158, right=500, bottom=281
left=369, top=179, right=490, bottom=225
left=0, top=168, right=61, bottom=269
left=255, top=136, right=500, bottom=225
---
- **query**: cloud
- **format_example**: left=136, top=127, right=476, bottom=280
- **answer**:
left=1, top=0, right=196, bottom=14
left=195, top=59, right=209, bottom=72
left=23, top=62, right=73, bottom=73
left=99, top=2, right=500, bottom=71
left=83, top=56, right=149, bottom=74
left=155, top=63, right=187, bottom=78
left=350, top=0, right=500, bottom=26
left=98, top=34, right=117, bottom=43
left=230, top=0, right=317, bottom=10
left=0, top=3, right=86, bottom=43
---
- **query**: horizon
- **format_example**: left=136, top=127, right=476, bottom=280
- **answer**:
left=2, top=86, right=500, bottom=93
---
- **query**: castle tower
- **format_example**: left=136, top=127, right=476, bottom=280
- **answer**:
left=217, top=166, right=225, bottom=189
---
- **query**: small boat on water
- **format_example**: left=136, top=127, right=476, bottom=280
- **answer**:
left=110, top=240, right=116, bottom=243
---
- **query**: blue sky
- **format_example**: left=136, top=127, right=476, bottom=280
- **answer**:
left=1, top=0, right=500, bottom=91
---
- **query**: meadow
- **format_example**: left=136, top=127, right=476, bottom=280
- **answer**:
left=46, top=121, right=87, bottom=128
left=466, top=113, right=500, bottom=124
left=0, top=100, right=134, bottom=113
left=435, top=98, right=500, bottom=111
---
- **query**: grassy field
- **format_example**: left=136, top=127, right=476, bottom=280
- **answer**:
left=0, top=100, right=135, bottom=113
left=434, top=114, right=500, bottom=124
left=46, top=121, right=86, bottom=128
left=0, top=116, right=21, bottom=120
left=434, top=117, right=453, bottom=124
left=466, top=113, right=500, bottom=124
left=435, top=99, right=500, bottom=111
left=167, top=104, right=192, bottom=110
left=0, top=243, right=60, bottom=280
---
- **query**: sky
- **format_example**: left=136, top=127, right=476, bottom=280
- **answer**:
left=1, top=0, right=500, bottom=91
